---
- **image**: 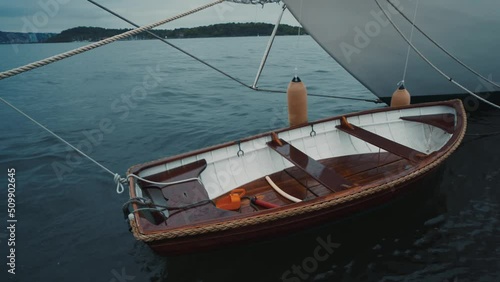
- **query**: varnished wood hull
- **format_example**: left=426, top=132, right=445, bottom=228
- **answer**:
left=148, top=165, right=441, bottom=255
left=126, top=100, right=466, bottom=255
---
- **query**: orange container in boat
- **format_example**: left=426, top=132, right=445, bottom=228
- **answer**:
left=216, top=188, right=246, bottom=211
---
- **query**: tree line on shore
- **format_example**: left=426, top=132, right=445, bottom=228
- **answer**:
left=46, top=23, right=306, bottom=43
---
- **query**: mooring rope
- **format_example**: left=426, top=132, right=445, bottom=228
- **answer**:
left=0, top=0, right=225, bottom=81
left=0, top=94, right=205, bottom=193
left=127, top=175, right=201, bottom=187
left=0, top=96, right=128, bottom=193
left=385, top=0, right=500, bottom=90
left=374, top=0, right=500, bottom=110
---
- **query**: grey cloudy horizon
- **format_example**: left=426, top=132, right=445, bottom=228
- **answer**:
left=0, top=0, right=299, bottom=33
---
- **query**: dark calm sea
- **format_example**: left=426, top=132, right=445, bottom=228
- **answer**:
left=0, top=36, right=498, bottom=282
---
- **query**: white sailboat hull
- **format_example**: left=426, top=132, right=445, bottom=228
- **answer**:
left=283, top=0, right=500, bottom=107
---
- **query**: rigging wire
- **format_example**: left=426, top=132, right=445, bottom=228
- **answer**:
left=293, top=0, right=305, bottom=78
left=401, top=0, right=419, bottom=83
left=385, top=0, right=500, bottom=89
left=87, top=0, right=250, bottom=89
left=374, top=0, right=500, bottom=110
left=253, top=87, right=380, bottom=102
left=89, top=0, right=380, bottom=103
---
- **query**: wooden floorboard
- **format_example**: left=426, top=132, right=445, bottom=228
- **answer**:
left=321, top=152, right=401, bottom=177
left=147, top=152, right=412, bottom=220
left=304, top=184, right=332, bottom=200
left=345, top=158, right=411, bottom=186
left=233, top=152, right=408, bottom=214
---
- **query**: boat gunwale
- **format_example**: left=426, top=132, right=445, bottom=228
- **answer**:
left=127, top=99, right=466, bottom=242
left=127, top=99, right=462, bottom=175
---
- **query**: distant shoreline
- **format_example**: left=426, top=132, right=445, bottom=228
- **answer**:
left=0, top=23, right=306, bottom=45
left=0, top=35, right=304, bottom=45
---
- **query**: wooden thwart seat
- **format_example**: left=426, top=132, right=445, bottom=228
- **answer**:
left=267, top=136, right=352, bottom=192
left=336, top=117, right=426, bottom=162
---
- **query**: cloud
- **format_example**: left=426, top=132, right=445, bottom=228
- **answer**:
left=0, top=0, right=299, bottom=33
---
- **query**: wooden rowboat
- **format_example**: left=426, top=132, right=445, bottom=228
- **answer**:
left=125, top=99, right=466, bottom=255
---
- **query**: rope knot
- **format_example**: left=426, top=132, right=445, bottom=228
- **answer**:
left=114, top=173, right=126, bottom=194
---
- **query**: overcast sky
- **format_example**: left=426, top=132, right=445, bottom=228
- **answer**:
left=0, top=0, right=299, bottom=33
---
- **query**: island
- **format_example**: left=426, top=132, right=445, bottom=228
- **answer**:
left=0, top=23, right=306, bottom=44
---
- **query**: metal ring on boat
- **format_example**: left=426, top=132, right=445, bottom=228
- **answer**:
left=310, top=125, right=317, bottom=137
left=237, top=141, right=245, bottom=157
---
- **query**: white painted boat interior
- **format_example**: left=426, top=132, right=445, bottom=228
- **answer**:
left=135, top=105, right=456, bottom=199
